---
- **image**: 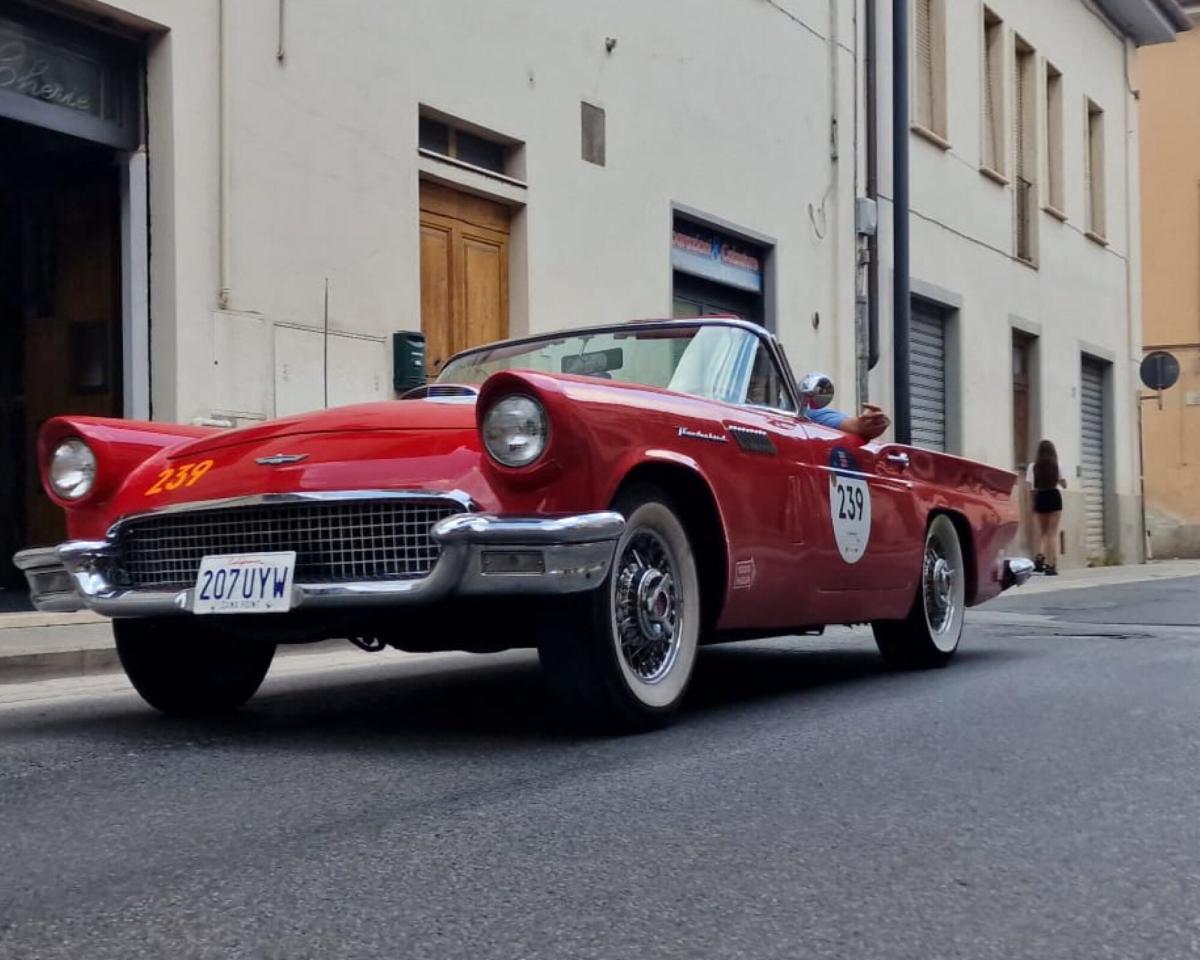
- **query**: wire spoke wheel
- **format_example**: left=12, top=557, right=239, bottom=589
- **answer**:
left=873, top=514, right=966, bottom=668
left=612, top=531, right=682, bottom=684
left=536, top=487, right=701, bottom=731
left=923, top=537, right=958, bottom=639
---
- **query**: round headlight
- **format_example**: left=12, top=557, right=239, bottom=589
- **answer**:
left=482, top=395, right=548, bottom=467
left=49, top=438, right=97, bottom=501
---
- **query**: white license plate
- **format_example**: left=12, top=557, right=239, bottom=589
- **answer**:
left=193, top=552, right=297, bottom=615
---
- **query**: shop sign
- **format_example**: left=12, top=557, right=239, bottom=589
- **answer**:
left=0, top=27, right=101, bottom=115
left=671, top=222, right=764, bottom=293
left=0, top=8, right=140, bottom=149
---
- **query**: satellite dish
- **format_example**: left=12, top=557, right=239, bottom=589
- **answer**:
left=1140, top=351, right=1180, bottom=392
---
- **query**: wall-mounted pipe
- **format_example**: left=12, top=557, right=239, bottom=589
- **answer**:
left=217, top=0, right=231, bottom=309
left=892, top=0, right=912, bottom=444
left=276, top=0, right=286, bottom=62
left=865, top=0, right=880, bottom=371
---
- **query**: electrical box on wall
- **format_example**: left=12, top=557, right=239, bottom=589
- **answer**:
left=392, top=331, right=426, bottom=392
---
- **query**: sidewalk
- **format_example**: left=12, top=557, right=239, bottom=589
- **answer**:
left=1, top=560, right=1197, bottom=685
left=1013, top=558, right=1200, bottom=596
left=0, top=611, right=344, bottom=684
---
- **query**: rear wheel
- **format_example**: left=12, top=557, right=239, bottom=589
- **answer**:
left=872, top=514, right=966, bottom=669
left=114, top=618, right=276, bottom=717
left=537, top=486, right=701, bottom=732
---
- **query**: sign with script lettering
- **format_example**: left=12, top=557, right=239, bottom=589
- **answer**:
left=671, top=221, right=765, bottom=293
left=0, top=8, right=139, bottom=149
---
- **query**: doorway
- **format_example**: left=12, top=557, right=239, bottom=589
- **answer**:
left=1012, top=331, right=1038, bottom=470
left=418, top=181, right=511, bottom=375
left=0, top=118, right=123, bottom=607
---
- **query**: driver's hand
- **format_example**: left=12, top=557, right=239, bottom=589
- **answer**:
left=857, top=404, right=890, bottom=440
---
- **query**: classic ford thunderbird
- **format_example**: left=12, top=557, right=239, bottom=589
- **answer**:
left=15, top=318, right=1031, bottom=729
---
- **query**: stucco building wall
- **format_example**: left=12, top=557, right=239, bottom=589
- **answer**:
left=34, top=0, right=1179, bottom=569
left=870, top=0, right=1147, bottom=564
left=1138, top=24, right=1200, bottom=558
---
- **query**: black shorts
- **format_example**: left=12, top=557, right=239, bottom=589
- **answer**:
left=1033, top=488, right=1063, bottom=514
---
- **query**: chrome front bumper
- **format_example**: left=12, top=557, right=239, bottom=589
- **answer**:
left=13, top=511, right=625, bottom=617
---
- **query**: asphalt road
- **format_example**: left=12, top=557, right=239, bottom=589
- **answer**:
left=1, top=577, right=1198, bottom=960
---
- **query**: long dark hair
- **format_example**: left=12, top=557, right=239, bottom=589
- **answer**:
left=1032, top=439, right=1059, bottom=490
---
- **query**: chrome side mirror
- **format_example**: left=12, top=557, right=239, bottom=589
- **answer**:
left=798, top=372, right=835, bottom=413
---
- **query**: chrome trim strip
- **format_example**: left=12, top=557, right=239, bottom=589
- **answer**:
left=818, top=465, right=914, bottom=491
left=432, top=511, right=625, bottom=545
left=105, top=489, right=476, bottom=538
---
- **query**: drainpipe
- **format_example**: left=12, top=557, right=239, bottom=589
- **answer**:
left=892, top=0, right=912, bottom=444
left=865, top=0, right=880, bottom=372
left=1123, top=39, right=1144, bottom=561
left=217, top=0, right=231, bottom=310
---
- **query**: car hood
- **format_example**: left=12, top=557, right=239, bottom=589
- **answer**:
left=93, top=397, right=494, bottom=523
left=167, top=398, right=478, bottom=460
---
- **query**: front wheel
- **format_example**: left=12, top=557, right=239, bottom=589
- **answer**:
left=872, top=514, right=966, bottom=669
left=537, top=487, right=701, bottom=732
left=114, top=618, right=276, bottom=717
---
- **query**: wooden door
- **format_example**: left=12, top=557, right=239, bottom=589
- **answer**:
left=419, top=182, right=510, bottom=374
left=23, top=177, right=122, bottom=547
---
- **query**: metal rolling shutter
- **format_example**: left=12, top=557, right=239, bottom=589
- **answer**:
left=910, top=302, right=946, bottom=452
left=1080, top=357, right=1107, bottom=558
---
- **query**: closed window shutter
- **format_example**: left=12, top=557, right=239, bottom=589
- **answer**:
left=1085, top=120, right=1093, bottom=223
left=915, top=0, right=934, bottom=129
left=983, top=42, right=997, bottom=169
left=1015, top=60, right=1026, bottom=178
left=1080, top=358, right=1107, bottom=557
left=910, top=302, right=947, bottom=453
left=1087, top=107, right=1104, bottom=235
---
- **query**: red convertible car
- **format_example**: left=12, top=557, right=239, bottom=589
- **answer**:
left=15, top=318, right=1031, bottom=729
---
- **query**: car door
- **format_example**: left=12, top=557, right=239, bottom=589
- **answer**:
left=702, top=401, right=822, bottom=631
left=795, top=420, right=925, bottom=596
left=687, top=338, right=823, bottom=631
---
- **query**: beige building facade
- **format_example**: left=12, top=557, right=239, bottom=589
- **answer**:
left=0, top=0, right=1188, bottom=599
left=1138, top=13, right=1200, bottom=558
left=872, top=0, right=1187, bottom=565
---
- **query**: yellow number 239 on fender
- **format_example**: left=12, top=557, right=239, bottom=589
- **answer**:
left=144, top=460, right=215, bottom=497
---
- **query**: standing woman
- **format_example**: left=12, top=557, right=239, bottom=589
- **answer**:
left=1028, top=439, right=1068, bottom=575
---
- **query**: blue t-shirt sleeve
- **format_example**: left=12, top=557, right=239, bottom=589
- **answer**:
left=807, top=407, right=848, bottom=429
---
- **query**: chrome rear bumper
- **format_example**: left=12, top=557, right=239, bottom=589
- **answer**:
left=13, top=511, right=624, bottom=617
left=1000, top=557, right=1035, bottom=591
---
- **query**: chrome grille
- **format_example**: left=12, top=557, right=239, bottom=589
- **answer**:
left=115, top=499, right=462, bottom=590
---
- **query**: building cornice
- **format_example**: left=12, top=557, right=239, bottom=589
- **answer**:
left=1092, top=0, right=1192, bottom=44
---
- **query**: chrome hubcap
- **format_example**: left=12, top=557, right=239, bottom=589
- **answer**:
left=614, top=530, right=681, bottom=684
left=924, top=541, right=957, bottom=635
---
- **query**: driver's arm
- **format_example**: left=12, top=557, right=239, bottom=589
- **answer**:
left=809, top=404, right=891, bottom=441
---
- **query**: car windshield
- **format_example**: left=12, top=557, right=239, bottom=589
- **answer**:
left=435, top=324, right=793, bottom=410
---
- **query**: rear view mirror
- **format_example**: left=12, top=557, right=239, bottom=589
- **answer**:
left=562, top=348, right=623, bottom=377
left=798, top=372, right=835, bottom=412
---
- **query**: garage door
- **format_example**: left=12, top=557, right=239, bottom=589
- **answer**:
left=1080, top=357, right=1108, bottom=558
left=910, top=301, right=946, bottom=452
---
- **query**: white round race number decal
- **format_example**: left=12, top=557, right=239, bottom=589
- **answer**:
left=828, top=447, right=872, bottom=564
